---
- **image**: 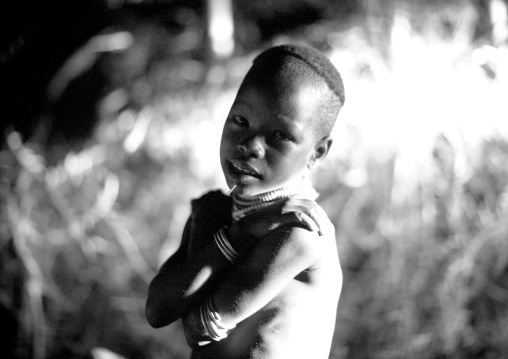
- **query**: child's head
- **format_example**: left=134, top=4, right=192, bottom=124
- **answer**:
left=220, top=44, right=345, bottom=196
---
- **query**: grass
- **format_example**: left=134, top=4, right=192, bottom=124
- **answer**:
left=2, top=2, right=508, bottom=358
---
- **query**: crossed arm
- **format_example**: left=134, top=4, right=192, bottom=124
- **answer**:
left=145, top=219, right=232, bottom=327
left=145, top=198, right=333, bottom=343
left=181, top=225, right=321, bottom=348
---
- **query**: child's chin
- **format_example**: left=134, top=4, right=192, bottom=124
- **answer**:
left=232, top=187, right=257, bottom=196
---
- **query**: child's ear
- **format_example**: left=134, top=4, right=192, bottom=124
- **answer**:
left=308, top=136, right=333, bottom=170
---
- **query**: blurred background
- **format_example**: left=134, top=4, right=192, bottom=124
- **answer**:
left=1, top=0, right=508, bottom=358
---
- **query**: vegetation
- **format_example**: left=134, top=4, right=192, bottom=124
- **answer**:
left=1, top=1, right=508, bottom=358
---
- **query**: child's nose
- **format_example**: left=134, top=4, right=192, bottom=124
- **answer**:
left=238, top=135, right=265, bottom=158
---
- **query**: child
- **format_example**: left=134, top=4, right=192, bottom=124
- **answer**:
left=146, top=44, right=345, bottom=359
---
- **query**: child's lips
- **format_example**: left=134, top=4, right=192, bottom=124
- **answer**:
left=228, top=159, right=261, bottom=179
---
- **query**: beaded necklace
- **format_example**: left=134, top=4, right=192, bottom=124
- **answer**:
left=231, top=178, right=318, bottom=221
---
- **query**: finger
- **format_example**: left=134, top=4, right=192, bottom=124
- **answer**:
left=279, top=199, right=324, bottom=232
left=298, top=212, right=320, bottom=232
left=303, top=210, right=323, bottom=236
left=317, top=212, right=335, bottom=237
left=273, top=209, right=321, bottom=234
left=282, top=211, right=319, bottom=232
left=309, top=204, right=334, bottom=237
left=293, top=205, right=324, bottom=233
left=314, top=204, right=328, bottom=219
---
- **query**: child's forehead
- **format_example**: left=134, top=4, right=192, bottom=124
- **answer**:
left=234, top=75, right=323, bottom=132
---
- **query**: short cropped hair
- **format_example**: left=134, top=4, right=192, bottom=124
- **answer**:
left=242, top=44, right=345, bottom=138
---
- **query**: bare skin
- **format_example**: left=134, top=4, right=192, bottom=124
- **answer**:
left=146, top=63, right=343, bottom=358
left=184, top=210, right=341, bottom=359
left=145, top=197, right=330, bottom=328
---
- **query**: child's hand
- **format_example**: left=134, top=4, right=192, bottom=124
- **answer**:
left=228, top=198, right=332, bottom=251
left=182, top=306, right=211, bottom=348
left=280, top=198, right=334, bottom=238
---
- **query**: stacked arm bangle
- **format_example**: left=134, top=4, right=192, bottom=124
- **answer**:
left=199, top=296, right=236, bottom=342
left=197, top=227, right=238, bottom=344
left=214, top=226, right=239, bottom=263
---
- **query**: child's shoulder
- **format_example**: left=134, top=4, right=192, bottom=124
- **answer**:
left=260, top=224, right=323, bottom=264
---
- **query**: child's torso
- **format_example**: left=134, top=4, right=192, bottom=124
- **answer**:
left=190, top=190, right=341, bottom=359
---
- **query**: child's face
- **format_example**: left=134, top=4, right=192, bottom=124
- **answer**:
left=220, top=76, right=331, bottom=196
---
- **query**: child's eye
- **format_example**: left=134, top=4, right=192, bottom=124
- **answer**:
left=273, top=131, right=293, bottom=142
left=231, top=115, right=248, bottom=127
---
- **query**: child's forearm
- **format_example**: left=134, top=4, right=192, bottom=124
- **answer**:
left=145, top=233, right=232, bottom=328
left=181, top=303, right=217, bottom=348
left=200, top=226, right=319, bottom=333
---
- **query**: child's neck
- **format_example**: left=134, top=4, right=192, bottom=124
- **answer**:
left=231, top=178, right=318, bottom=221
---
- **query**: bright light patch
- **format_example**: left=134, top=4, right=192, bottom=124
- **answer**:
left=207, top=0, right=235, bottom=58
left=491, top=0, right=508, bottom=44
left=328, top=9, right=508, bottom=204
